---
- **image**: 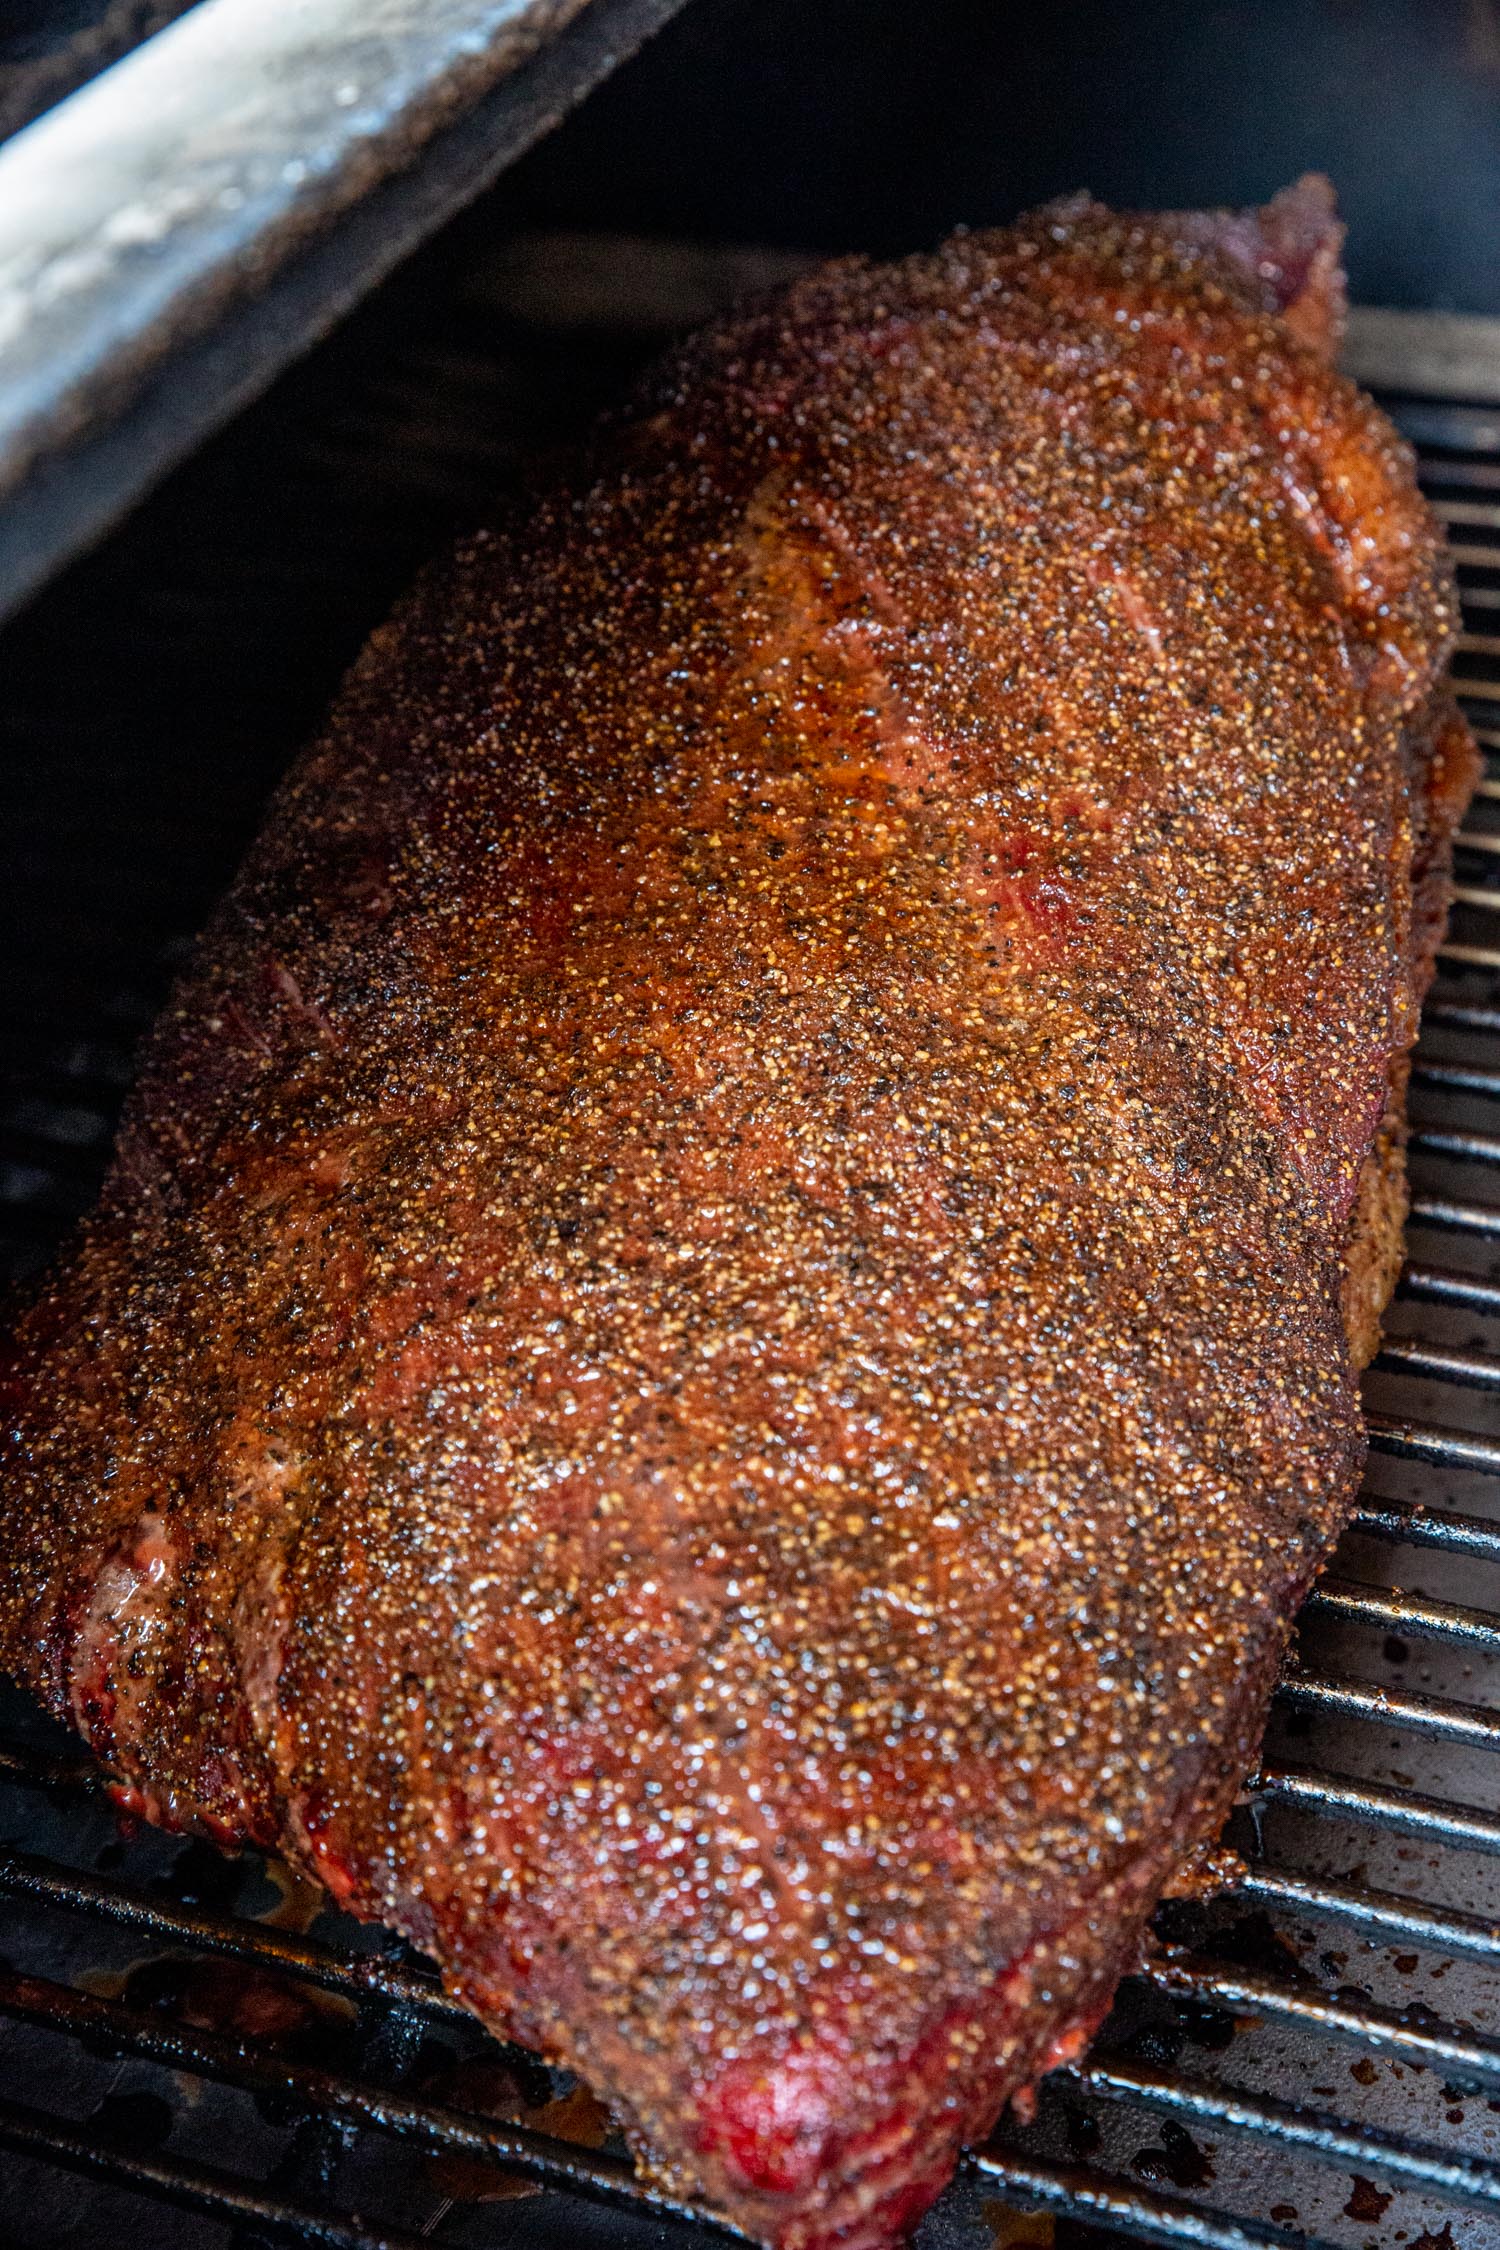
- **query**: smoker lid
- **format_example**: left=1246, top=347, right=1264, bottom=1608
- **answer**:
left=0, top=0, right=692, bottom=629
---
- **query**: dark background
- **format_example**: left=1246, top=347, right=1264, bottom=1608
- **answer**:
left=7, top=0, right=1500, bottom=306
left=505, top=0, right=1500, bottom=312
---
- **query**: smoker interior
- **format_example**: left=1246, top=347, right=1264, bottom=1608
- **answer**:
left=10, top=7, right=1500, bottom=2247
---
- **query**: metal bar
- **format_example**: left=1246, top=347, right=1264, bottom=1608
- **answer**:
left=1148, top=1952, right=1500, bottom=2087
left=1351, top=1491, right=1500, bottom=1558
left=1400, top=1260, right=1500, bottom=1314
left=1433, top=499, right=1500, bottom=530
left=0, top=1963, right=727, bottom=2234
left=1373, top=1335, right=1500, bottom=1388
left=1428, top=462, right=1500, bottom=493
left=1450, top=546, right=1500, bottom=571
left=1277, top=1668, right=1500, bottom=1749
left=0, top=0, right=694, bottom=623
left=1302, top=1577, right=1500, bottom=1652
left=1436, top=940, right=1500, bottom=969
left=0, top=2090, right=434, bottom=2250
left=0, top=1845, right=470, bottom=2025
left=1400, top=399, right=1500, bottom=449
left=1256, top=1761, right=1500, bottom=1855
left=1451, top=884, right=1500, bottom=910
left=1236, top=1866, right=1500, bottom=1961
left=1412, top=1179, right=1500, bottom=1233
left=971, top=2146, right=1329, bottom=2250
left=0, top=1737, right=101, bottom=1793
left=1414, top=1057, right=1500, bottom=1095
left=1344, top=309, right=1500, bottom=407
left=1425, top=461, right=1500, bottom=493
left=1409, top=1132, right=1500, bottom=1170
left=1423, top=999, right=1500, bottom=1033
left=1365, top=1410, right=1500, bottom=1472
left=1068, top=2056, right=1500, bottom=2212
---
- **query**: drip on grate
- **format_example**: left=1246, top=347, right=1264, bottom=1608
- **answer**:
left=7, top=268, right=1500, bottom=2244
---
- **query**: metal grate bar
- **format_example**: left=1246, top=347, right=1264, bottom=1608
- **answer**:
left=1424, top=998, right=1500, bottom=1033
left=1067, top=2055, right=1500, bottom=2212
left=0, top=2090, right=435, bottom=2250
left=1436, top=940, right=1500, bottom=969
left=1237, top=1866, right=1500, bottom=1960
left=1257, top=1761, right=1500, bottom=1855
left=1432, top=498, right=1500, bottom=529
left=0, top=1963, right=722, bottom=2234
left=1365, top=1409, right=1500, bottom=1472
left=1350, top=1491, right=1500, bottom=1560
left=969, top=2146, right=1334, bottom=2250
left=1414, top=1057, right=1500, bottom=1097
left=1394, top=1134, right=1500, bottom=1170
left=0, top=1845, right=471, bottom=2025
left=1148, top=1953, right=1500, bottom=2087
left=1373, top=1335, right=1500, bottom=1388
left=1400, top=1260, right=1500, bottom=1314
left=1302, top=1575, right=1500, bottom=1652
left=1409, top=1187, right=1500, bottom=1231
left=1278, top=1667, right=1500, bottom=1749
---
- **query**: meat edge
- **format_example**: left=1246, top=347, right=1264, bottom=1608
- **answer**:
left=644, top=678, right=1480, bottom=2250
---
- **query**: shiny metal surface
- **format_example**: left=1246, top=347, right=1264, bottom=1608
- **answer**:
left=0, top=0, right=690, bottom=625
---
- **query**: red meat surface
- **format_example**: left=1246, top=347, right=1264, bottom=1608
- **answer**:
left=0, top=179, right=1475, bottom=2245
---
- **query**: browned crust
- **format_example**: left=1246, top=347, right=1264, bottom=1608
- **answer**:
left=0, top=195, right=1475, bottom=2249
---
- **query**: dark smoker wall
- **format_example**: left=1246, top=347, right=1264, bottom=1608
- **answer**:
left=0, top=1, right=193, bottom=140
left=503, top=0, right=1500, bottom=313
left=4, top=0, right=1500, bottom=308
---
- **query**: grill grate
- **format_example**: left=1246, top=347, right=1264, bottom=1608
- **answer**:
left=9, top=368, right=1500, bottom=2249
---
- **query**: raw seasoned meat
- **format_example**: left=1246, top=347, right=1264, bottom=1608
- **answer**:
left=0, top=178, right=1476, bottom=2247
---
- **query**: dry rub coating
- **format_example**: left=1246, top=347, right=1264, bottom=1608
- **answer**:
left=0, top=180, right=1477, bottom=2247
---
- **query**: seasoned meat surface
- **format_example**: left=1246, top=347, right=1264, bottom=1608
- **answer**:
left=0, top=181, right=1475, bottom=2247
